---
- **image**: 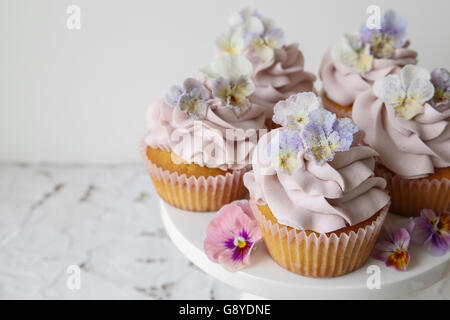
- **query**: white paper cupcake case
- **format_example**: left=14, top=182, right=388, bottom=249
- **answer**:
left=375, top=164, right=449, bottom=217
left=141, top=140, right=248, bottom=212
left=251, top=199, right=389, bottom=278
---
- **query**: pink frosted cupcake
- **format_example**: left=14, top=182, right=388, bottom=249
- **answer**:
left=319, top=10, right=417, bottom=118
left=142, top=54, right=267, bottom=212
left=353, top=65, right=450, bottom=217
left=216, top=8, right=316, bottom=127
left=244, top=92, right=391, bottom=277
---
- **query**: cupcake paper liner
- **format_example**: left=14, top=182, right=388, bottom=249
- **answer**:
left=251, top=199, right=389, bottom=278
left=375, top=164, right=449, bottom=217
left=141, top=141, right=248, bottom=212
left=320, top=89, right=353, bottom=119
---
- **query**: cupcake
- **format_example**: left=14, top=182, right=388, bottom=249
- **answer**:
left=216, top=8, right=316, bottom=127
left=319, top=10, right=417, bottom=118
left=353, top=65, right=450, bottom=217
left=244, top=92, right=391, bottom=277
left=142, top=54, right=267, bottom=212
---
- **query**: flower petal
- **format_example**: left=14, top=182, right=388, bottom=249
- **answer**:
left=244, top=16, right=264, bottom=34
left=386, top=249, right=410, bottom=271
left=331, top=38, right=358, bottom=67
left=373, top=75, right=406, bottom=106
left=165, top=85, right=183, bottom=106
left=183, top=78, right=203, bottom=92
left=272, top=92, right=321, bottom=129
left=411, top=216, right=433, bottom=245
left=401, top=64, right=431, bottom=90
left=345, top=33, right=363, bottom=51
left=382, top=10, right=408, bottom=48
left=372, top=240, right=398, bottom=261
left=406, top=77, right=435, bottom=105
left=202, top=55, right=254, bottom=81
left=333, top=117, right=358, bottom=151
left=307, top=108, right=336, bottom=135
left=423, top=208, right=438, bottom=221
left=216, top=26, right=244, bottom=55
left=431, top=67, right=450, bottom=90
left=394, top=227, right=411, bottom=251
left=427, top=234, right=449, bottom=256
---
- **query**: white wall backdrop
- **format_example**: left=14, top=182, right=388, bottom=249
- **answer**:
left=1, top=0, right=449, bottom=164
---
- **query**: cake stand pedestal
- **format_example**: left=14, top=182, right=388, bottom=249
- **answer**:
left=160, top=200, right=449, bottom=300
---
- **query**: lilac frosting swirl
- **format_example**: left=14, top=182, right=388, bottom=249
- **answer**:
left=319, top=46, right=418, bottom=107
left=353, top=90, right=450, bottom=179
left=249, top=43, right=316, bottom=118
left=145, top=98, right=266, bottom=171
left=244, top=129, right=390, bottom=233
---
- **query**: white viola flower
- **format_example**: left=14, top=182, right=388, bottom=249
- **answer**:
left=216, top=26, right=245, bottom=55
left=272, top=92, right=322, bottom=130
left=374, top=65, right=435, bottom=120
left=201, top=55, right=255, bottom=117
left=331, top=34, right=373, bottom=72
left=229, top=7, right=265, bottom=35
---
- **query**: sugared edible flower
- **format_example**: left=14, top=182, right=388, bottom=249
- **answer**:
left=272, top=92, right=322, bottom=130
left=221, top=8, right=284, bottom=63
left=412, top=209, right=450, bottom=256
left=372, top=219, right=414, bottom=271
left=204, top=200, right=262, bottom=271
left=430, top=68, right=450, bottom=111
left=331, top=34, right=373, bottom=72
left=202, top=55, right=255, bottom=117
left=229, top=7, right=264, bottom=35
left=360, top=10, right=408, bottom=59
left=216, top=26, right=245, bottom=55
left=245, top=27, right=285, bottom=63
left=165, top=78, right=210, bottom=119
left=266, top=130, right=304, bottom=174
left=301, top=109, right=358, bottom=164
left=373, top=64, right=435, bottom=120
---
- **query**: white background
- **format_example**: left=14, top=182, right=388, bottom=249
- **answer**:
left=1, top=0, right=449, bottom=164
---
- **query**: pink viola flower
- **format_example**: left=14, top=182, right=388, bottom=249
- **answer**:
left=372, top=219, right=414, bottom=271
left=412, top=209, right=450, bottom=256
left=204, top=200, right=262, bottom=271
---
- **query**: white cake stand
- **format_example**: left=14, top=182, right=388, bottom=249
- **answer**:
left=160, top=200, right=449, bottom=300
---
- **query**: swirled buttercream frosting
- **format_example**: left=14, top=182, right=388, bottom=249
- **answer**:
left=320, top=46, right=417, bottom=107
left=244, top=129, right=390, bottom=233
left=353, top=91, right=450, bottom=179
left=145, top=98, right=266, bottom=171
left=249, top=44, right=316, bottom=118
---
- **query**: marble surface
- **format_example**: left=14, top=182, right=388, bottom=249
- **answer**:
left=0, top=163, right=448, bottom=300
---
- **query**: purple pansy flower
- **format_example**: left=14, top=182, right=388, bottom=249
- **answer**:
left=165, top=78, right=210, bottom=119
left=372, top=218, right=415, bottom=271
left=245, top=27, right=285, bottom=62
left=430, top=68, right=450, bottom=111
left=412, top=209, right=450, bottom=256
left=224, top=228, right=254, bottom=262
left=204, top=200, right=262, bottom=271
left=266, top=130, right=304, bottom=174
left=228, top=8, right=285, bottom=63
left=301, top=109, right=358, bottom=164
left=360, top=10, right=408, bottom=59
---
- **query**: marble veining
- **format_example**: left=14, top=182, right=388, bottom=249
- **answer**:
left=0, top=163, right=447, bottom=299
